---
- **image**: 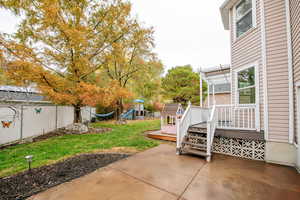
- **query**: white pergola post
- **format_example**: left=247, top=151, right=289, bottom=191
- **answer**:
left=200, top=73, right=203, bottom=107
left=212, top=84, right=215, bottom=105
left=207, top=83, right=210, bottom=107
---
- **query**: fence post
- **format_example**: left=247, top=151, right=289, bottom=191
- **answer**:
left=55, top=105, right=58, bottom=129
left=90, top=107, right=92, bottom=122
left=20, top=105, right=23, bottom=140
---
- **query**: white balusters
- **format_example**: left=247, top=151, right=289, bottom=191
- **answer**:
left=215, top=104, right=256, bottom=130
left=176, top=104, right=211, bottom=153
left=176, top=103, right=192, bottom=152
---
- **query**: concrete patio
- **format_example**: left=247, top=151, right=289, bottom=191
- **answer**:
left=29, top=144, right=300, bottom=200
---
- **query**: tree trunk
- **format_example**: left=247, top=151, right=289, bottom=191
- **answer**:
left=120, top=97, right=124, bottom=114
left=115, top=98, right=123, bottom=120
left=74, top=105, right=82, bottom=123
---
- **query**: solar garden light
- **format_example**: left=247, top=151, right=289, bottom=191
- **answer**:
left=25, top=155, right=33, bottom=171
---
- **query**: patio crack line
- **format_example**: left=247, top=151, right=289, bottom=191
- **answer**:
left=109, top=167, right=179, bottom=198
left=177, top=163, right=206, bottom=200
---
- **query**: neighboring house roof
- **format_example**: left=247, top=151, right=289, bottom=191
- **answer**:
left=161, top=103, right=184, bottom=117
left=220, top=0, right=239, bottom=30
left=0, top=85, right=39, bottom=93
left=0, top=85, right=47, bottom=103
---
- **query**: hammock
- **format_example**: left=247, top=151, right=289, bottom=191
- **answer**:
left=93, top=111, right=115, bottom=118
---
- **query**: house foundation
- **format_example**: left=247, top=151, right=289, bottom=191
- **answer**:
left=265, top=141, right=297, bottom=167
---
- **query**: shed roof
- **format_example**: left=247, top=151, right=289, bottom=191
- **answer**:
left=161, top=103, right=183, bottom=117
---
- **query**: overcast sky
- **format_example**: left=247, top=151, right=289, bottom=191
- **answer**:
left=0, top=0, right=230, bottom=72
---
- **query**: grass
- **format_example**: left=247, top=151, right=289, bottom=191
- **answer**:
left=0, top=120, right=160, bottom=177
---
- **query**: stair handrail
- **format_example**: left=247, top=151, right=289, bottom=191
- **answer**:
left=176, top=102, right=192, bottom=153
left=206, top=104, right=217, bottom=162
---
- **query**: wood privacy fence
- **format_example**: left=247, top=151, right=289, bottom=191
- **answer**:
left=0, top=105, right=96, bottom=145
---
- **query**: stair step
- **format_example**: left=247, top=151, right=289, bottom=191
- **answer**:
left=182, top=141, right=207, bottom=148
left=187, top=135, right=207, bottom=140
left=182, top=147, right=208, bottom=157
left=188, top=128, right=207, bottom=134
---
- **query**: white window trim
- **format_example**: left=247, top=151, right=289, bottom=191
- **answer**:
left=234, top=62, right=260, bottom=130
left=233, top=0, right=257, bottom=41
left=235, top=65, right=256, bottom=106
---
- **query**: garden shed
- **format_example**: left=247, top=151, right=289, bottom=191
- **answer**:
left=161, top=103, right=184, bottom=134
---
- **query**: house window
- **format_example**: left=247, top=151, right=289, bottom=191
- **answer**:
left=235, top=0, right=253, bottom=38
left=237, top=67, right=255, bottom=104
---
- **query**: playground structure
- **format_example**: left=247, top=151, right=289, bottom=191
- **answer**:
left=160, top=103, right=184, bottom=134
left=92, top=99, right=146, bottom=121
left=120, top=99, right=146, bottom=121
left=146, top=103, right=184, bottom=142
left=133, top=99, right=145, bottom=120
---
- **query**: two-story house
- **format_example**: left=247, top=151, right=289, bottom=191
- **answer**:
left=176, top=0, right=299, bottom=172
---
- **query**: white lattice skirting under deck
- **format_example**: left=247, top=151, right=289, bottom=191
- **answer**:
left=212, top=136, right=265, bottom=161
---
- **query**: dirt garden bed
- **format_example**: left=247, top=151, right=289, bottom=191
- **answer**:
left=32, top=126, right=112, bottom=142
left=0, top=126, right=112, bottom=150
left=0, top=153, right=129, bottom=200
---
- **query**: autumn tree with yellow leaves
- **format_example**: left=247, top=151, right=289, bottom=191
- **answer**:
left=100, top=23, right=163, bottom=116
left=0, top=0, right=145, bottom=122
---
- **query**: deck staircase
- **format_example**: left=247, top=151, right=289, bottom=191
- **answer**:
left=177, top=104, right=217, bottom=162
left=177, top=103, right=260, bottom=162
left=180, top=122, right=208, bottom=158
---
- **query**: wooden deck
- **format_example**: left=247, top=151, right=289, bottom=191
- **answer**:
left=147, top=130, right=176, bottom=142
left=191, top=123, right=264, bottom=141
left=149, top=122, right=264, bottom=142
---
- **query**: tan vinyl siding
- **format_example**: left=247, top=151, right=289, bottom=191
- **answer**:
left=230, top=0, right=264, bottom=130
left=204, top=93, right=231, bottom=107
left=289, top=0, right=300, bottom=144
left=264, top=0, right=290, bottom=142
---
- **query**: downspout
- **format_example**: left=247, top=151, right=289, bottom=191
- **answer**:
left=259, top=0, right=269, bottom=141
left=284, top=0, right=294, bottom=144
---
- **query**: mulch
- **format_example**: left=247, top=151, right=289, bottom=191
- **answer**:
left=0, top=153, right=130, bottom=200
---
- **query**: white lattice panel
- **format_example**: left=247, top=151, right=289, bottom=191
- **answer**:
left=212, top=136, right=265, bottom=161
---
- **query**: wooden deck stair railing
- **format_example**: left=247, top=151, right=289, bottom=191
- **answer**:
left=176, top=104, right=217, bottom=162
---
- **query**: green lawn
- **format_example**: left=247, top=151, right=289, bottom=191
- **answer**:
left=0, top=120, right=160, bottom=177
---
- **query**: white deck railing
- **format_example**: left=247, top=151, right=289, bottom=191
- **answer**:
left=176, top=103, right=257, bottom=160
left=176, top=103, right=211, bottom=153
left=176, top=103, right=192, bottom=151
left=215, top=104, right=257, bottom=130
left=206, top=105, right=217, bottom=162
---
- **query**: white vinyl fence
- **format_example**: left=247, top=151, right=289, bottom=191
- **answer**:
left=0, top=105, right=96, bottom=145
